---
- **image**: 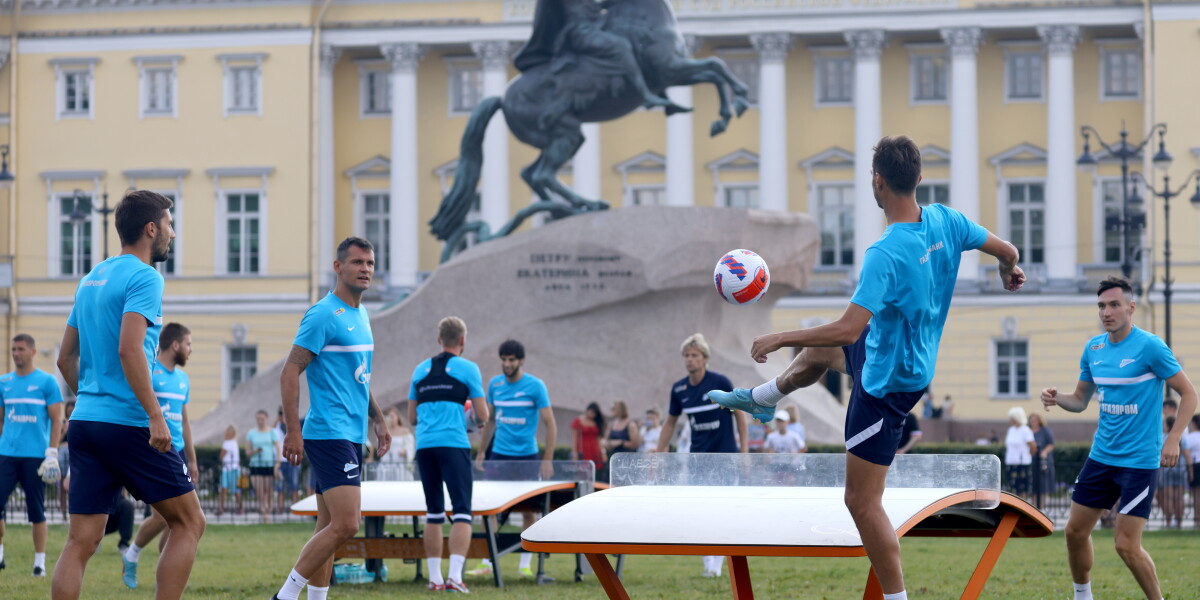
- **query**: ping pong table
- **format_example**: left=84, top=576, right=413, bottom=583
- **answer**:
left=521, top=454, right=1052, bottom=599
left=291, top=460, right=598, bottom=588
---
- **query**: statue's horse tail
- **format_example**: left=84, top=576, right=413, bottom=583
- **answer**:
left=430, top=96, right=504, bottom=241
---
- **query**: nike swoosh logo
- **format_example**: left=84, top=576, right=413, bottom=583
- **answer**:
left=347, top=326, right=355, bottom=331
left=1093, top=361, right=1102, bottom=365
left=347, top=472, right=359, bottom=479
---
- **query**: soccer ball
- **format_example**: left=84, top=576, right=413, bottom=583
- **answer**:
left=713, top=249, right=771, bottom=305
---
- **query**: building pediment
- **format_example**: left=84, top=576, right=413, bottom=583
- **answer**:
left=347, top=155, right=390, bottom=179
left=798, top=146, right=854, bottom=170
left=614, top=151, right=666, bottom=174
left=707, top=149, right=759, bottom=172
left=988, top=143, right=1046, bottom=166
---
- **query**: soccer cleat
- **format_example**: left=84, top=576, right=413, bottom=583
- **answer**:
left=444, top=579, right=470, bottom=593
left=0, top=558, right=6, bottom=571
left=426, top=581, right=446, bottom=591
left=707, top=388, right=775, bottom=424
left=518, top=566, right=534, bottom=578
left=464, top=562, right=492, bottom=577
left=121, top=557, right=138, bottom=589
left=33, top=566, right=46, bottom=577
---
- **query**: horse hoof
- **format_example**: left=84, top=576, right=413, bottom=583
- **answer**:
left=734, top=98, right=749, bottom=118
left=710, top=120, right=727, bottom=137
left=664, top=103, right=694, bottom=116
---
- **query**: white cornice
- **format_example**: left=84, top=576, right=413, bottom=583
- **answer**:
left=20, top=28, right=310, bottom=54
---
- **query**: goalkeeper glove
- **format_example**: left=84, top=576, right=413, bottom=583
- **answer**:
left=39, top=447, right=61, bottom=483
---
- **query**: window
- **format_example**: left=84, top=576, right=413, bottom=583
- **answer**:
left=219, top=53, right=266, bottom=116
left=1100, top=178, right=1143, bottom=265
left=155, top=192, right=178, bottom=276
left=1007, top=182, right=1045, bottom=264
left=723, top=185, right=759, bottom=209
left=58, top=194, right=93, bottom=277
left=630, top=185, right=665, bottom=206
left=1101, top=48, right=1140, bottom=100
left=361, top=193, right=391, bottom=274
left=723, top=55, right=760, bottom=105
left=136, top=55, right=181, bottom=118
left=911, top=54, right=948, bottom=102
left=448, top=62, right=483, bottom=115
left=224, top=192, right=261, bottom=274
left=815, top=55, right=853, bottom=105
left=817, top=184, right=854, bottom=266
left=361, top=68, right=391, bottom=115
left=227, top=346, right=258, bottom=392
left=1005, top=50, right=1043, bottom=101
left=916, top=183, right=949, bottom=206
left=993, top=339, right=1029, bottom=398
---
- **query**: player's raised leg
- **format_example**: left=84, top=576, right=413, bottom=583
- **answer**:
left=709, top=346, right=844, bottom=422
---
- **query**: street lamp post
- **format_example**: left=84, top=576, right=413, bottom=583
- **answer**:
left=71, top=188, right=115, bottom=260
left=1128, top=169, right=1200, bottom=350
left=1076, top=122, right=1173, bottom=287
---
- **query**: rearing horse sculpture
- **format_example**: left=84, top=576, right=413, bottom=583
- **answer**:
left=430, top=0, right=750, bottom=261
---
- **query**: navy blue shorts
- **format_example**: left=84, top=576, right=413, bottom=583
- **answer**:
left=0, top=455, right=46, bottom=523
left=484, top=451, right=541, bottom=480
left=1072, top=458, right=1158, bottom=519
left=416, top=447, right=473, bottom=524
left=67, top=420, right=194, bottom=514
left=841, top=326, right=926, bottom=467
left=306, top=439, right=362, bottom=495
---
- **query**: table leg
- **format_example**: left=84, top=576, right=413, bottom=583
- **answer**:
left=961, top=511, right=1019, bottom=600
left=482, top=514, right=505, bottom=588
left=727, top=556, right=754, bottom=600
left=585, top=554, right=631, bottom=600
left=862, top=566, right=883, bottom=600
left=364, top=516, right=384, bottom=581
left=411, top=516, right=424, bottom=582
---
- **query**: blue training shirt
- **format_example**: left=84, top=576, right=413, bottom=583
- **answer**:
left=67, top=254, right=164, bottom=428
left=152, top=359, right=191, bottom=452
left=669, top=370, right=737, bottom=453
left=0, top=369, right=64, bottom=458
left=1080, top=326, right=1181, bottom=469
left=849, top=204, right=988, bottom=396
left=410, top=353, right=484, bottom=450
left=294, top=293, right=374, bottom=444
left=487, top=373, right=551, bottom=456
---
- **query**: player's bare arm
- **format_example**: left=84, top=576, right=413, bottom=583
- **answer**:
left=279, top=344, right=315, bottom=465
left=48, top=402, right=64, bottom=453
left=751, top=303, right=873, bottom=363
left=1040, top=380, right=1096, bottom=413
left=120, top=312, right=171, bottom=452
left=1162, top=370, right=1197, bottom=468
left=182, top=405, right=199, bottom=479
left=57, top=325, right=80, bottom=395
left=470, top=396, right=489, bottom=426
left=474, top=409, right=498, bottom=469
left=978, top=232, right=1025, bottom=292
left=539, top=406, right=558, bottom=478
left=655, top=414, right=678, bottom=453
left=367, top=391, right=391, bottom=458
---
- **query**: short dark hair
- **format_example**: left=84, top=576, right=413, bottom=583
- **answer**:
left=337, top=236, right=375, bottom=263
left=115, top=190, right=173, bottom=247
left=12, top=333, right=35, bottom=348
left=1163, top=398, right=1178, bottom=409
left=498, top=339, right=525, bottom=360
left=159, top=322, right=191, bottom=351
left=1097, top=276, right=1133, bottom=298
left=872, top=136, right=922, bottom=195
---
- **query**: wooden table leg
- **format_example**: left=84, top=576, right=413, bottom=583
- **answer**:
left=961, top=511, right=1020, bottom=600
left=585, top=554, right=631, bottom=600
left=862, top=566, right=883, bottom=600
left=727, top=556, right=754, bottom=600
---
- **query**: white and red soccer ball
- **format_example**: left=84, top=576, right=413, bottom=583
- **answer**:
left=713, top=249, right=770, bottom=305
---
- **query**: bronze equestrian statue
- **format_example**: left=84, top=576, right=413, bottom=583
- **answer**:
left=431, top=0, right=750, bottom=261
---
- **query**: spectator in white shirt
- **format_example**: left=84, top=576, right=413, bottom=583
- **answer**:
left=764, top=410, right=806, bottom=454
left=638, top=408, right=662, bottom=453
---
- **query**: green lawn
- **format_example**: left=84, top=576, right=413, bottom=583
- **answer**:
left=0, top=523, right=1195, bottom=599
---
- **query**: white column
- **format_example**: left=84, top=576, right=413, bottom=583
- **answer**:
left=1038, top=25, right=1080, bottom=288
left=574, top=123, right=602, bottom=199
left=318, top=45, right=340, bottom=281
left=665, top=86, right=694, bottom=207
left=751, top=33, right=792, bottom=213
left=941, top=27, right=982, bottom=287
left=381, top=43, right=424, bottom=289
left=846, top=30, right=886, bottom=277
left=471, top=41, right=512, bottom=233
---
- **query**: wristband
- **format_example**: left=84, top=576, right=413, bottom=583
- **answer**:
left=45, top=447, right=59, bottom=459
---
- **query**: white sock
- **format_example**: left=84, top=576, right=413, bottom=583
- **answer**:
left=124, top=543, right=143, bottom=563
left=751, top=378, right=785, bottom=407
left=518, top=552, right=532, bottom=569
left=34, top=552, right=46, bottom=569
left=306, top=585, right=329, bottom=600
left=449, top=554, right=466, bottom=582
left=1073, top=581, right=1092, bottom=600
left=0, top=543, right=5, bottom=562
left=883, top=592, right=907, bottom=600
left=427, top=557, right=444, bottom=584
left=479, top=558, right=492, bottom=567
left=276, top=569, right=308, bottom=600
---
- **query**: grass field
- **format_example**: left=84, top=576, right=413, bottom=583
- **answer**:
left=0, top=523, right=1195, bottom=599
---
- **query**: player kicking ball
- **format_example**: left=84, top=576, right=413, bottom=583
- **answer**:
left=711, top=136, right=1024, bottom=600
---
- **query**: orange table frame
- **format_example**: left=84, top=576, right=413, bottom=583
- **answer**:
left=522, top=491, right=1052, bottom=600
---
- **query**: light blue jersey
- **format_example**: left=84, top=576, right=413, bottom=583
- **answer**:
left=410, top=353, right=484, bottom=450
left=152, top=360, right=190, bottom=452
left=1080, top=326, right=1180, bottom=469
left=487, top=373, right=551, bottom=456
left=67, top=254, right=164, bottom=427
left=849, top=204, right=988, bottom=396
left=294, top=293, right=374, bottom=444
left=0, top=369, right=64, bottom=458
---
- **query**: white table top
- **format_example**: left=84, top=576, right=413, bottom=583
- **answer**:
left=290, top=480, right=579, bottom=516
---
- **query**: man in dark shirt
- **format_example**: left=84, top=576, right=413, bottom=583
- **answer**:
left=896, top=411, right=922, bottom=455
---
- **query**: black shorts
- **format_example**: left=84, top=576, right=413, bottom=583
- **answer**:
left=0, top=455, right=46, bottom=523
left=1191, top=464, right=1200, bottom=488
left=249, top=466, right=275, bottom=477
left=306, top=439, right=363, bottom=495
left=416, top=446, right=473, bottom=524
left=67, top=420, right=193, bottom=514
left=841, top=326, right=926, bottom=466
left=484, top=451, right=541, bottom=480
left=1072, top=458, right=1157, bottom=519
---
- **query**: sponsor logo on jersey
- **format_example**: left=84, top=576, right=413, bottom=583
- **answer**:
left=354, top=359, right=371, bottom=385
left=334, top=308, right=345, bottom=316
left=6, top=408, right=37, bottom=423
left=1120, top=358, right=1135, bottom=368
left=1091, top=343, right=1105, bottom=351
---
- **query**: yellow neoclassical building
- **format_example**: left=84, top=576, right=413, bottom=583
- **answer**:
left=0, top=0, right=1198, bottom=425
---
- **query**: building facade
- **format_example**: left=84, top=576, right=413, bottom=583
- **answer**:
left=0, top=0, right=1198, bottom=423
